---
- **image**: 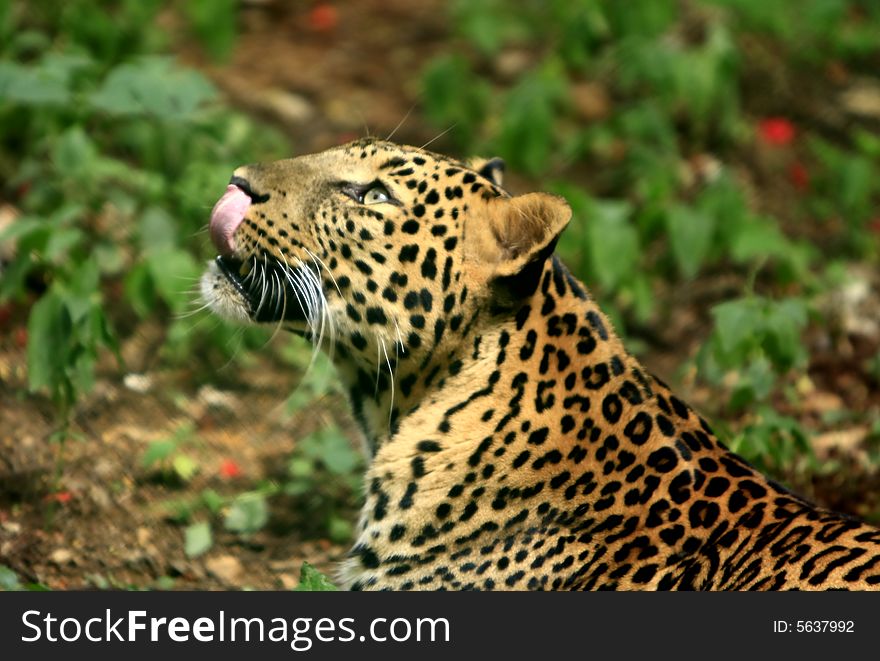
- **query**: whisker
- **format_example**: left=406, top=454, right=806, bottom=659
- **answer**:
left=217, top=325, right=248, bottom=371
left=374, top=334, right=382, bottom=396
left=304, top=247, right=342, bottom=296
left=174, top=300, right=214, bottom=320
left=420, top=124, right=457, bottom=151
left=302, top=248, right=339, bottom=362
left=386, top=104, right=416, bottom=142
left=379, top=336, right=395, bottom=430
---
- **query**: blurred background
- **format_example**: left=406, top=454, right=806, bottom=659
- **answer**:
left=0, top=0, right=878, bottom=590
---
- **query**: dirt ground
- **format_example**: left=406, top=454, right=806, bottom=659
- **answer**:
left=1, top=1, right=879, bottom=590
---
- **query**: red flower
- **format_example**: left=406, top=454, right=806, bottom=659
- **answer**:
left=219, top=459, right=242, bottom=479
left=308, top=4, right=339, bottom=32
left=758, top=117, right=796, bottom=146
left=45, top=491, right=73, bottom=504
left=14, top=328, right=27, bottom=349
left=788, top=162, right=810, bottom=192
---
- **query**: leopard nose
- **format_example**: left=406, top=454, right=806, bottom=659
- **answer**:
left=209, top=183, right=251, bottom=256
left=230, top=175, right=271, bottom=204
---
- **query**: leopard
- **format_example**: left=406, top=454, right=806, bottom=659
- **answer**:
left=200, top=138, right=880, bottom=590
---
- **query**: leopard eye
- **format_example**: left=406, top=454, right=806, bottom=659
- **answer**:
left=362, top=185, right=390, bottom=205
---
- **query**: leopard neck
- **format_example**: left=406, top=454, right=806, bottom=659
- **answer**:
left=341, top=254, right=623, bottom=455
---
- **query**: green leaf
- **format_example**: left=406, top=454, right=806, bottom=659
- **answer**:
left=0, top=53, right=89, bottom=106
left=327, top=515, right=353, bottom=543
left=665, top=204, right=714, bottom=279
left=710, top=298, right=760, bottom=357
left=319, top=434, right=361, bottom=475
left=585, top=199, right=639, bottom=290
left=147, top=249, right=200, bottom=313
left=201, top=488, right=225, bottom=514
left=91, top=57, right=216, bottom=121
left=730, top=220, right=790, bottom=262
left=497, top=62, right=567, bottom=174
left=52, top=126, right=98, bottom=173
left=0, top=217, right=46, bottom=244
left=172, top=454, right=199, bottom=482
left=297, top=427, right=361, bottom=475
left=139, top=206, right=178, bottom=254
left=283, top=479, right=312, bottom=496
left=124, top=263, right=156, bottom=318
left=0, top=61, right=67, bottom=106
left=762, top=297, right=808, bottom=369
left=142, top=440, right=177, bottom=467
left=224, top=493, right=268, bottom=535
left=0, top=565, right=21, bottom=591
left=44, top=228, right=84, bottom=262
left=184, top=521, right=213, bottom=558
left=154, top=576, right=176, bottom=590
left=288, top=457, right=314, bottom=479
left=293, top=563, right=339, bottom=592
left=27, top=292, right=72, bottom=393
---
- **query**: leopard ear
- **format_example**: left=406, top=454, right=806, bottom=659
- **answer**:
left=467, top=157, right=506, bottom=187
left=468, top=192, right=571, bottom=277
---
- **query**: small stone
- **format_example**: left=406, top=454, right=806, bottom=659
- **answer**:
left=136, top=527, right=152, bottom=546
left=278, top=573, right=298, bottom=590
left=813, top=427, right=868, bottom=456
left=256, top=89, right=314, bottom=125
left=197, top=385, right=237, bottom=410
left=206, top=555, right=244, bottom=584
left=840, top=78, right=880, bottom=119
left=1, top=521, right=21, bottom=534
left=123, top=373, right=153, bottom=394
left=88, top=485, right=112, bottom=510
left=49, top=548, right=76, bottom=566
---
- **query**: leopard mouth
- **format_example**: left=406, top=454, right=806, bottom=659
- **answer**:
left=215, top=254, right=308, bottom=324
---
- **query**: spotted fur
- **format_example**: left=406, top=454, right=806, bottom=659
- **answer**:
left=201, top=139, right=880, bottom=590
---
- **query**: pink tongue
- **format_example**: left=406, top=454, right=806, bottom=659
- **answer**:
left=209, top=185, right=251, bottom=255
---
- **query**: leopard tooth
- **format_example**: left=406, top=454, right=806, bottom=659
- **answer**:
left=239, top=261, right=252, bottom=277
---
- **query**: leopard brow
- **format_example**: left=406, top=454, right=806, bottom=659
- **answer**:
left=336, top=179, right=402, bottom=206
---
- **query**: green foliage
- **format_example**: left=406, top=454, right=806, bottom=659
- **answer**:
left=90, top=56, right=217, bottom=120
left=495, top=61, right=568, bottom=175
left=182, top=0, right=238, bottom=63
left=26, top=266, right=117, bottom=414
left=282, top=351, right=343, bottom=413
left=284, top=425, right=363, bottom=543
left=224, top=492, right=269, bottom=536
left=184, top=521, right=213, bottom=558
left=141, top=424, right=200, bottom=484
left=0, top=565, right=21, bottom=591
left=807, top=136, right=879, bottom=254
left=422, top=54, right=489, bottom=150
left=0, top=564, right=49, bottom=592
left=726, top=406, right=814, bottom=475
left=293, top=563, right=339, bottom=592
left=1, top=3, right=288, bottom=439
left=665, top=205, right=715, bottom=280
left=424, top=0, right=811, bottom=328
left=701, top=296, right=809, bottom=409
left=705, top=0, right=880, bottom=60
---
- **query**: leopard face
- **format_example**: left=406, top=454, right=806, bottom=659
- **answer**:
left=202, top=139, right=880, bottom=591
left=201, top=138, right=569, bottom=445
